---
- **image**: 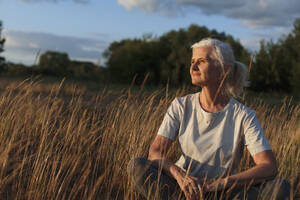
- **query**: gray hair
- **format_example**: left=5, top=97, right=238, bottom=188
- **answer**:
left=191, top=38, right=249, bottom=97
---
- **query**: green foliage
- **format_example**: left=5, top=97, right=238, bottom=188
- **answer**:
left=0, top=21, right=6, bottom=67
left=70, top=60, right=105, bottom=80
left=38, top=51, right=71, bottom=76
left=2, top=18, right=300, bottom=93
left=6, top=63, right=32, bottom=76
left=289, top=19, right=300, bottom=93
left=250, top=41, right=284, bottom=91
left=105, top=38, right=168, bottom=85
left=104, top=24, right=250, bottom=86
left=250, top=18, right=300, bottom=93
left=31, top=50, right=108, bottom=81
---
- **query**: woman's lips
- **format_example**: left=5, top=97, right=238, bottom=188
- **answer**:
left=192, top=72, right=200, bottom=76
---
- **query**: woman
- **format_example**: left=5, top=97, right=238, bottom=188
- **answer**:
left=127, top=38, right=290, bottom=199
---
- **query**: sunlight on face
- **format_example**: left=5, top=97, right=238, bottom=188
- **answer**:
left=190, top=47, right=221, bottom=87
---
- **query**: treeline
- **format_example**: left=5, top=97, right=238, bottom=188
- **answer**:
left=0, top=21, right=5, bottom=67
left=0, top=21, right=105, bottom=81
left=250, top=19, right=300, bottom=93
left=0, top=20, right=300, bottom=93
left=104, top=20, right=300, bottom=93
left=0, top=51, right=106, bottom=80
left=103, top=25, right=250, bottom=86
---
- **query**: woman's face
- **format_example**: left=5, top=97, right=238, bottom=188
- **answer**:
left=190, top=47, right=222, bottom=87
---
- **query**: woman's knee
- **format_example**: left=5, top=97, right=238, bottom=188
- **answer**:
left=262, top=178, right=291, bottom=199
left=277, top=179, right=291, bottom=199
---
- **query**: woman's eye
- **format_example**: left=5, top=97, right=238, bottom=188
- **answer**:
left=191, top=59, right=205, bottom=65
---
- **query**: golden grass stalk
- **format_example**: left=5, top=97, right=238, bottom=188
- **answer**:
left=0, top=79, right=298, bottom=199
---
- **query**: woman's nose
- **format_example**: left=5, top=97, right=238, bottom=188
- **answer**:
left=192, top=62, right=200, bottom=71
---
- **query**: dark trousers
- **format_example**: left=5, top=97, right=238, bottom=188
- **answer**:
left=127, top=157, right=290, bottom=200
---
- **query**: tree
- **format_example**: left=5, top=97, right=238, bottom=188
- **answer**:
left=250, top=41, right=279, bottom=91
left=0, top=21, right=5, bottom=66
left=249, top=18, right=300, bottom=93
left=105, top=38, right=167, bottom=85
left=70, top=60, right=98, bottom=79
left=38, top=51, right=71, bottom=76
left=287, top=19, right=300, bottom=93
left=104, top=24, right=250, bottom=87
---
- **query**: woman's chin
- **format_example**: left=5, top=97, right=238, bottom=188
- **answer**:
left=191, top=80, right=203, bottom=87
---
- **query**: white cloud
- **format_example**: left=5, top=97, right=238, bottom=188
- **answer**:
left=118, top=0, right=158, bottom=12
left=240, top=26, right=293, bottom=52
left=2, top=29, right=109, bottom=65
left=117, top=0, right=300, bottom=29
left=117, top=0, right=181, bottom=16
left=240, top=36, right=264, bottom=52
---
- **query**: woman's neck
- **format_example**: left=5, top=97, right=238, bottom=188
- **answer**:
left=199, top=86, right=230, bottom=113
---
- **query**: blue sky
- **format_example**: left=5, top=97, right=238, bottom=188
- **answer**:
left=1, top=0, right=299, bottom=65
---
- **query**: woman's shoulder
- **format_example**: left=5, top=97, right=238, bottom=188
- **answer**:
left=168, top=93, right=198, bottom=113
left=173, top=92, right=198, bottom=106
left=230, top=98, right=256, bottom=117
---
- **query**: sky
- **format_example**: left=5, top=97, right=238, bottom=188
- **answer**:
left=1, top=0, right=300, bottom=66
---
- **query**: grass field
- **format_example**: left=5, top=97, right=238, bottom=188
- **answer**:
left=0, top=77, right=299, bottom=199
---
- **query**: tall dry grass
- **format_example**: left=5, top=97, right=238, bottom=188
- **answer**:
left=0, top=79, right=298, bottom=199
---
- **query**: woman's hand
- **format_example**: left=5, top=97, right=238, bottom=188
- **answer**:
left=174, top=170, right=205, bottom=200
left=205, top=178, right=228, bottom=192
left=148, top=135, right=205, bottom=199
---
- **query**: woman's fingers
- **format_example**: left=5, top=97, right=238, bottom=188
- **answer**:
left=183, top=189, right=191, bottom=200
left=189, top=177, right=204, bottom=199
left=197, top=184, right=204, bottom=199
left=189, top=180, right=199, bottom=199
left=182, top=185, right=193, bottom=200
left=178, top=175, right=206, bottom=200
left=184, top=181, right=202, bottom=200
left=183, top=184, right=193, bottom=200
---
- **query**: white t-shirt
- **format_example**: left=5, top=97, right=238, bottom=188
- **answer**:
left=157, top=92, right=271, bottom=179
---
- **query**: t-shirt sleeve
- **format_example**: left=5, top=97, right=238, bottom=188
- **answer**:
left=157, top=98, right=181, bottom=140
left=243, top=110, right=271, bottom=156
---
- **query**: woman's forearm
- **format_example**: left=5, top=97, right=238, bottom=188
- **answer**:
left=206, top=163, right=277, bottom=192
left=148, top=154, right=185, bottom=180
left=148, top=136, right=187, bottom=180
left=227, top=163, right=277, bottom=185
left=206, top=150, right=278, bottom=192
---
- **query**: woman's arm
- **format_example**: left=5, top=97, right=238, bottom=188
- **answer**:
left=206, top=150, right=277, bottom=191
left=148, top=135, right=181, bottom=177
left=148, top=135, right=205, bottom=200
left=148, top=135, right=189, bottom=181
